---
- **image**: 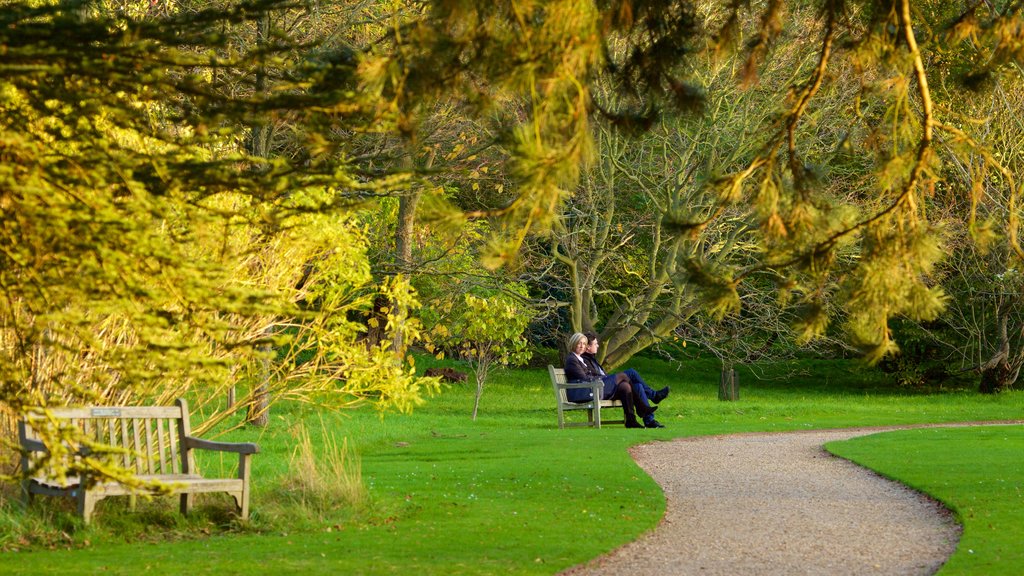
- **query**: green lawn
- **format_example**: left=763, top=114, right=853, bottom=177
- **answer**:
left=2, top=356, right=1022, bottom=575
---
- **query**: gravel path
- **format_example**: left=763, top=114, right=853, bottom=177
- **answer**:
left=562, top=426, right=967, bottom=576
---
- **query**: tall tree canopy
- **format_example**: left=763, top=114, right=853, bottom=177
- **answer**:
left=374, top=0, right=1024, bottom=366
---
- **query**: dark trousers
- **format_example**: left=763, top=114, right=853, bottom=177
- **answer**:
left=622, top=368, right=655, bottom=398
left=602, top=374, right=654, bottom=426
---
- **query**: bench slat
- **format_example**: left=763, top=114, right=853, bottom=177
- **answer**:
left=156, top=418, right=168, bottom=474
left=106, top=419, right=116, bottom=457
left=131, top=419, right=143, bottom=474
left=144, top=418, right=154, bottom=475
left=33, top=476, right=244, bottom=495
left=88, top=476, right=245, bottom=497
left=169, top=419, right=180, bottom=475
left=25, top=406, right=183, bottom=420
left=119, top=419, right=130, bottom=470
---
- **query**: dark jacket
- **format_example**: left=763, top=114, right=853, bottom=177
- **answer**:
left=564, top=353, right=612, bottom=402
left=581, top=353, right=607, bottom=377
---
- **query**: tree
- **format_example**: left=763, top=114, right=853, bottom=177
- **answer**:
left=909, top=73, right=1024, bottom=392
left=7, top=0, right=1024, bottom=487
left=431, top=288, right=534, bottom=420
left=0, top=0, right=441, bottom=485
left=380, top=0, right=1024, bottom=369
left=537, top=13, right=854, bottom=369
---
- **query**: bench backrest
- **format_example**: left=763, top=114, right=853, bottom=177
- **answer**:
left=19, top=400, right=194, bottom=476
left=548, top=365, right=570, bottom=404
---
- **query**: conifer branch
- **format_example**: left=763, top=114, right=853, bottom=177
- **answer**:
left=786, top=8, right=837, bottom=170
left=737, top=0, right=936, bottom=281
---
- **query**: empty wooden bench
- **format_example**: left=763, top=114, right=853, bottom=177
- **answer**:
left=18, top=398, right=258, bottom=524
left=548, top=365, right=623, bottom=428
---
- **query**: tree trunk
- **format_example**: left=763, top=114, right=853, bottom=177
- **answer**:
left=364, top=294, right=390, bottom=350
left=471, top=357, right=490, bottom=421
left=393, top=188, right=421, bottom=352
left=244, top=10, right=272, bottom=428
left=979, top=360, right=1017, bottom=394
left=248, top=11, right=271, bottom=159
left=246, top=340, right=271, bottom=426
left=978, top=312, right=1021, bottom=393
left=719, top=364, right=739, bottom=401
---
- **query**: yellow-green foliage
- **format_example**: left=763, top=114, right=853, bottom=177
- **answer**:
left=843, top=221, right=949, bottom=363
left=0, top=1, right=441, bottom=485
left=429, top=285, right=534, bottom=419
left=0, top=158, right=441, bottom=479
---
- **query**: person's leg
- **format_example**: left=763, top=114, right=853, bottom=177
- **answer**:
left=623, top=368, right=654, bottom=396
left=622, top=373, right=665, bottom=428
left=626, top=373, right=655, bottom=417
left=610, top=378, right=642, bottom=428
left=625, top=368, right=669, bottom=404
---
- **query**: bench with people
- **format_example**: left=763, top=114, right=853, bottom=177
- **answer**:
left=561, top=331, right=669, bottom=429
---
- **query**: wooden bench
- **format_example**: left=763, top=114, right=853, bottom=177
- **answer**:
left=548, top=365, right=623, bottom=428
left=18, top=398, right=258, bottom=524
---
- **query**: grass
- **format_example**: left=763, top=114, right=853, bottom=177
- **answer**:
left=278, top=419, right=368, bottom=514
left=827, top=426, right=1024, bottom=576
left=1, top=355, right=1022, bottom=575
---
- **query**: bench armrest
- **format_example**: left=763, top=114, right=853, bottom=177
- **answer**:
left=557, top=380, right=604, bottom=389
left=557, top=380, right=604, bottom=403
left=19, top=437, right=89, bottom=456
left=182, top=436, right=260, bottom=455
left=20, top=437, right=48, bottom=453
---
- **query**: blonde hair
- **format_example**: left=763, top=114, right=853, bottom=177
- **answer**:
left=567, top=332, right=587, bottom=352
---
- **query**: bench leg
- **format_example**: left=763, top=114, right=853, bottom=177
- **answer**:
left=229, top=490, right=249, bottom=520
left=78, top=490, right=98, bottom=525
left=180, top=493, right=195, bottom=516
left=21, top=480, right=34, bottom=507
left=237, top=454, right=252, bottom=520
